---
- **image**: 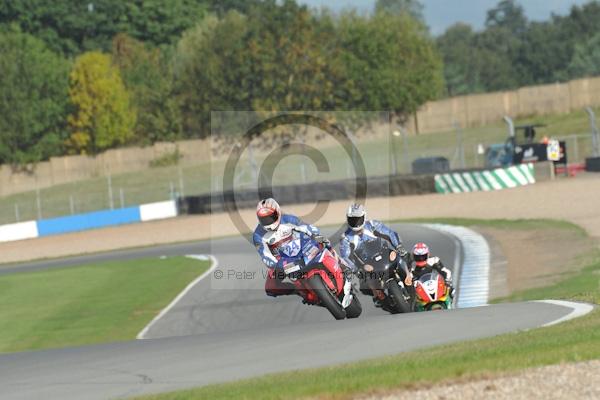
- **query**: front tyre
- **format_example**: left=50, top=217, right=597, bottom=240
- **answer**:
left=387, top=281, right=412, bottom=314
left=345, top=293, right=362, bottom=319
left=307, top=275, right=346, bottom=320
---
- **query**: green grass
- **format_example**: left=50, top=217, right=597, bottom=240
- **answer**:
left=498, top=249, right=600, bottom=305
left=401, top=217, right=588, bottom=236
left=1, top=105, right=598, bottom=225
left=131, top=219, right=600, bottom=400
left=0, top=256, right=209, bottom=353
left=134, top=311, right=600, bottom=400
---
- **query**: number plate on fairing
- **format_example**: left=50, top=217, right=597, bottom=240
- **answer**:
left=283, top=262, right=301, bottom=275
left=280, top=238, right=302, bottom=257
left=303, top=244, right=319, bottom=262
left=424, top=280, right=436, bottom=291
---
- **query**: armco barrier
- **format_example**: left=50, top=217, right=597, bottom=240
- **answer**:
left=0, top=200, right=178, bottom=243
left=37, top=207, right=142, bottom=237
left=434, top=164, right=535, bottom=194
left=139, top=200, right=178, bottom=222
left=0, top=221, right=39, bottom=243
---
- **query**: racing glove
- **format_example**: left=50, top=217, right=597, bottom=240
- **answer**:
left=313, top=234, right=331, bottom=248
left=396, top=244, right=412, bottom=263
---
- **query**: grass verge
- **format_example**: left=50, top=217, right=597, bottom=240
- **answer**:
left=131, top=219, right=599, bottom=400
left=402, top=217, right=588, bottom=236
left=0, top=256, right=209, bottom=353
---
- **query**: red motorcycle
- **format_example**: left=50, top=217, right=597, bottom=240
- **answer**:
left=270, top=225, right=362, bottom=320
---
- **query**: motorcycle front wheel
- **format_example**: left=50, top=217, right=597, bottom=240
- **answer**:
left=387, top=281, right=412, bottom=314
left=344, top=293, right=362, bottom=319
left=307, top=275, right=346, bottom=320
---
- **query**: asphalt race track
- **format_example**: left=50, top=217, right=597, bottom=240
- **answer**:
left=0, top=224, right=584, bottom=400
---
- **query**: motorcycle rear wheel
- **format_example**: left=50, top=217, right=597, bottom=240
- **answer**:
left=387, top=281, right=412, bottom=314
left=307, top=275, right=346, bottom=320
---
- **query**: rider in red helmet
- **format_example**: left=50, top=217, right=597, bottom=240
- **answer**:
left=253, top=198, right=343, bottom=298
left=410, top=242, right=455, bottom=297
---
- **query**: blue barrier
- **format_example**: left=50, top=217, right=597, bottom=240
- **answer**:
left=37, top=207, right=141, bottom=237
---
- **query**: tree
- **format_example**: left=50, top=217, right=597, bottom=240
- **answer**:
left=202, top=0, right=265, bottom=16
left=437, top=23, right=483, bottom=95
left=0, top=26, right=70, bottom=165
left=375, top=0, right=424, bottom=22
left=175, top=1, right=351, bottom=137
left=174, top=12, right=250, bottom=137
left=338, top=11, right=443, bottom=120
left=67, top=51, right=136, bottom=154
left=112, top=34, right=181, bottom=143
left=568, top=32, right=600, bottom=78
left=0, top=0, right=206, bottom=55
left=485, top=0, right=527, bottom=35
left=175, top=1, right=443, bottom=136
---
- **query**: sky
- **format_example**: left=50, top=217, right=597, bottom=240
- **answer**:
left=298, top=0, right=593, bottom=35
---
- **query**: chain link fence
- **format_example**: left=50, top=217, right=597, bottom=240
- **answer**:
left=0, top=109, right=598, bottom=225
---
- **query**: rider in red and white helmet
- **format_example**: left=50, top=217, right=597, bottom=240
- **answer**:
left=253, top=198, right=331, bottom=297
left=411, top=242, right=455, bottom=296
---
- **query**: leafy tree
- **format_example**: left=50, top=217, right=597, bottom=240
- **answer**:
left=474, top=26, right=522, bottom=91
left=112, top=34, right=181, bottom=143
left=436, top=23, right=483, bottom=95
left=338, top=11, right=443, bottom=120
left=485, top=0, right=527, bottom=35
left=174, top=12, right=250, bottom=137
left=175, top=0, right=443, bottom=135
left=375, top=0, right=424, bottom=21
left=175, top=1, right=351, bottom=137
left=0, top=0, right=206, bottom=55
left=438, top=0, right=600, bottom=95
left=202, top=0, right=265, bottom=16
left=67, top=51, right=136, bottom=154
left=568, top=32, right=600, bottom=78
left=0, top=27, right=70, bottom=165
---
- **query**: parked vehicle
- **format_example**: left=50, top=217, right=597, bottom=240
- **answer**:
left=351, top=237, right=412, bottom=314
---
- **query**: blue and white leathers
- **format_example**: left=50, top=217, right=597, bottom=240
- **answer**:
left=339, top=220, right=402, bottom=272
left=253, top=214, right=320, bottom=269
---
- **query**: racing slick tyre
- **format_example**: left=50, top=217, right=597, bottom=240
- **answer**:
left=387, top=281, right=412, bottom=314
left=344, top=294, right=362, bottom=319
left=308, top=275, right=346, bottom=320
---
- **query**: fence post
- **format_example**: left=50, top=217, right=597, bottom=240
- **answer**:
left=107, top=174, right=114, bottom=210
left=69, top=195, right=75, bottom=215
left=178, top=165, right=185, bottom=198
left=454, top=121, right=466, bottom=169
left=299, top=135, right=307, bottom=183
left=247, top=142, right=259, bottom=185
left=402, top=128, right=410, bottom=173
left=586, top=107, right=600, bottom=157
left=36, top=187, right=42, bottom=220
left=391, top=130, right=400, bottom=175
left=119, top=188, right=125, bottom=208
left=14, top=203, right=20, bottom=222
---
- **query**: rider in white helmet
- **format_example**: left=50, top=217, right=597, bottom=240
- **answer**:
left=339, top=203, right=412, bottom=305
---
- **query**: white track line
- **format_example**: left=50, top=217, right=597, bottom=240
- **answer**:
left=535, top=300, right=595, bottom=327
left=136, top=254, right=218, bottom=340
